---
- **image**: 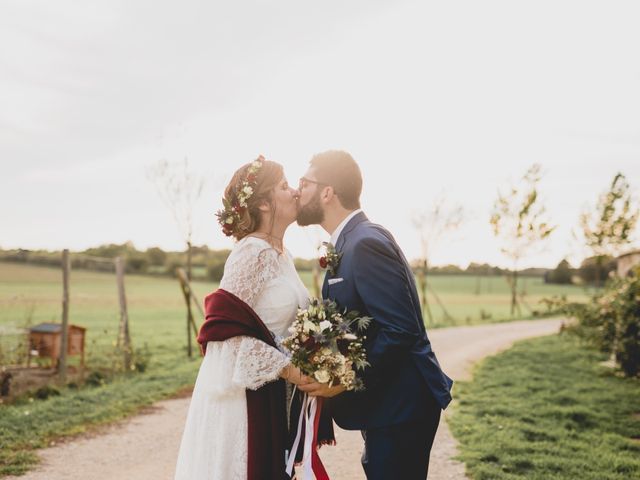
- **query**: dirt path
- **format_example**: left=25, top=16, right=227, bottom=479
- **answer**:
left=7, top=318, right=564, bottom=480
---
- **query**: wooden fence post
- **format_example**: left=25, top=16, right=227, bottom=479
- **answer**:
left=115, top=257, right=132, bottom=370
left=59, top=249, right=70, bottom=381
left=176, top=268, right=201, bottom=357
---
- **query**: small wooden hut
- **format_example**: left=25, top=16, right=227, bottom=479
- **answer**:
left=28, top=323, right=86, bottom=369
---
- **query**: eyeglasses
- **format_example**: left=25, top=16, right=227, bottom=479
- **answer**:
left=298, top=177, right=328, bottom=189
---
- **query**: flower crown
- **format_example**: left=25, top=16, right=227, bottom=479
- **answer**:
left=216, top=155, right=265, bottom=237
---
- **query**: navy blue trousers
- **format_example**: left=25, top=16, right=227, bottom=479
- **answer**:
left=360, top=403, right=441, bottom=479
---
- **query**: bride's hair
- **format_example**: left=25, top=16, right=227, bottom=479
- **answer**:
left=222, top=159, right=284, bottom=241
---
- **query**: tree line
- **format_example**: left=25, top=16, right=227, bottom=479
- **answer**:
left=0, top=243, right=494, bottom=281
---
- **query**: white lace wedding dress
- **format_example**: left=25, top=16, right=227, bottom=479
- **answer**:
left=174, top=236, right=310, bottom=480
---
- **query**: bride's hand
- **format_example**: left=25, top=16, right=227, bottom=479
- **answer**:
left=280, top=364, right=314, bottom=386
left=298, top=382, right=346, bottom=398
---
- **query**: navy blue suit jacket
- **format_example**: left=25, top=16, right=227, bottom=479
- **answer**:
left=323, top=212, right=453, bottom=430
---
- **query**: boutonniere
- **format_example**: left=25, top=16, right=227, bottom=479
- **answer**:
left=319, top=241, right=343, bottom=276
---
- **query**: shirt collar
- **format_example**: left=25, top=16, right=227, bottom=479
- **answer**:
left=330, top=209, right=363, bottom=245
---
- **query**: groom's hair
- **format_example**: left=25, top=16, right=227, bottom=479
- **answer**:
left=310, top=150, right=362, bottom=209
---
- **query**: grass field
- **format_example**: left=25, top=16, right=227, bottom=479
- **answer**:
left=300, top=269, right=589, bottom=327
left=0, top=262, right=588, bottom=476
left=449, top=334, right=640, bottom=480
left=0, top=263, right=589, bottom=360
left=0, top=263, right=590, bottom=365
left=0, top=263, right=216, bottom=475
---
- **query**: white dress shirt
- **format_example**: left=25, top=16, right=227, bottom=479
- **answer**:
left=330, top=209, right=363, bottom=246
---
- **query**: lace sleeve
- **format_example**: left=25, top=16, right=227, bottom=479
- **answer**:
left=220, top=240, right=280, bottom=307
left=228, top=336, right=290, bottom=390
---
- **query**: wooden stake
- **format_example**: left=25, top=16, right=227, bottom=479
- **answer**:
left=115, top=257, right=132, bottom=370
left=176, top=268, right=201, bottom=356
left=59, top=249, right=70, bottom=381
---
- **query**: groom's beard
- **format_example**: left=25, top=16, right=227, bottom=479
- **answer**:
left=296, top=192, right=324, bottom=226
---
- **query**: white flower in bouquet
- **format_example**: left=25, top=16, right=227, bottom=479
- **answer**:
left=303, top=320, right=317, bottom=333
left=335, top=355, right=347, bottom=375
left=319, top=320, right=332, bottom=331
left=314, top=369, right=331, bottom=383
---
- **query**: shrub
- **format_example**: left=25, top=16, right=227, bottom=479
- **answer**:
left=33, top=385, right=60, bottom=400
left=133, top=344, right=152, bottom=373
left=86, top=371, right=108, bottom=387
left=549, top=266, right=640, bottom=377
left=125, top=254, right=149, bottom=274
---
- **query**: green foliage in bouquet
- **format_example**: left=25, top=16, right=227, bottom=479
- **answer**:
left=282, top=298, right=371, bottom=390
left=545, top=266, right=640, bottom=377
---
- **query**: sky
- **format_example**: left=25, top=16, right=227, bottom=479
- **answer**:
left=1, top=0, right=639, bottom=268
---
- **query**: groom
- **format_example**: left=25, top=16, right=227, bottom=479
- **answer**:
left=296, top=150, right=453, bottom=479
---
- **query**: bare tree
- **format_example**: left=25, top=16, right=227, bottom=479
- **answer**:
left=147, top=158, right=205, bottom=280
left=490, top=164, right=555, bottom=317
left=147, top=158, right=205, bottom=357
left=579, top=172, right=639, bottom=287
left=412, top=195, right=464, bottom=324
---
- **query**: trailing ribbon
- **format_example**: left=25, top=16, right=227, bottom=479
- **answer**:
left=285, top=393, right=330, bottom=480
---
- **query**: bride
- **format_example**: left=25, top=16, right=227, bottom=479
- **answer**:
left=174, top=156, right=330, bottom=480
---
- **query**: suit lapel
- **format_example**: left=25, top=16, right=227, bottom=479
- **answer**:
left=335, top=211, right=368, bottom=252
left=322, top=212, right=368, bottom=299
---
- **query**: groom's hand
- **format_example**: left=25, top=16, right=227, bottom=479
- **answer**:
left=298, top=381, right=346, bottom=398
left=282, top=365, right=316, bottom=386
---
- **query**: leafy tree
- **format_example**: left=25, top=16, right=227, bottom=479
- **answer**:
left=126, top=253, right=149, bottom=274
left=579, top=173, right=639, bottom=287
left=577, top=255, right=616, bottom=285
left=546, top=259, right=573, bottom=285
left=490, top=164, right=555, bottom=316
left=145, top=247, right=167, bottom=266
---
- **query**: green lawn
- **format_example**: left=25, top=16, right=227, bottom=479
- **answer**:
left=449, top=334, right=640, bottom=480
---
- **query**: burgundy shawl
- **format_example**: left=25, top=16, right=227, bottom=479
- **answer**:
left=198, top=288, right=289, bottom=480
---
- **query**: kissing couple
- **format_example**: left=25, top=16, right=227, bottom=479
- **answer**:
left=174, top=150, right=453, bottom=479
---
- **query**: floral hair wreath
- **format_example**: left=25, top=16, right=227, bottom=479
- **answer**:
left=216, top=155, right=265, bottom=237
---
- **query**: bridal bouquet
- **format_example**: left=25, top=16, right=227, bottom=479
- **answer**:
left=282, top=298, right=371, bottom=391
left=283, top=299, right=371, bottom=479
